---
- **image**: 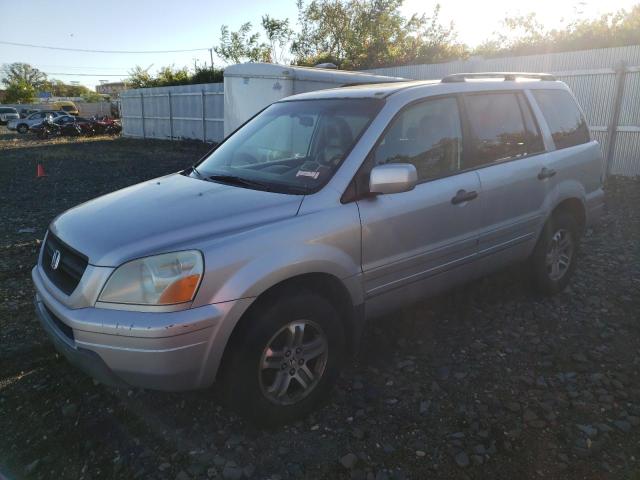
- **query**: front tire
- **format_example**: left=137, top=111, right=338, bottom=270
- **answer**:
left=17, top=124, right=28, bottom=134
left=529, top=211, right=580, bottom=295
left=220, top=290, right=346, bottom=426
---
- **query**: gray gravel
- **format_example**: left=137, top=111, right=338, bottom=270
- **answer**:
left=1, top=132, right=639, bottom=479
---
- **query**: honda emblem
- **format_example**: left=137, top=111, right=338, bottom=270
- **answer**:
left=51, top=249, right=61, bottom=270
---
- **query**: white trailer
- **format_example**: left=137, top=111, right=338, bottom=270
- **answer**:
left=223, top=63, right=405, bottom=136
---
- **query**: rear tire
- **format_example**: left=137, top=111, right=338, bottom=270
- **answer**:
left=17, top=124, right=28, bottom=134
left=529, top=211, right=580, bottom=295
left=220, top=290, right=346, bottom=426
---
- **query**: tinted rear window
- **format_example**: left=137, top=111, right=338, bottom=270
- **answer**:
left=464, top=93, right=531, bottom=166
left=532, top=90, right=590, bottom=149
left=0, top=107, right=17, bottom=114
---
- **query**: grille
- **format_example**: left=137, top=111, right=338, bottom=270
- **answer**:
left=42, top=233, right=88, bottom=295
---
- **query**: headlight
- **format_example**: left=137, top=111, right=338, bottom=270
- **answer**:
left=99, top=251, right=203, bottom=305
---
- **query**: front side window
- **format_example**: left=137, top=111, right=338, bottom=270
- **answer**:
left=532, top=89, right=590, bottom=149
left=373, top=97, right=463, bottom=181
left=464, top=93, right=535, bottom=167
left=194, top=98, right=383, bottom=194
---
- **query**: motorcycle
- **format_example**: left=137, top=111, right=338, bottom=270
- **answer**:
left=32, top=118, right=82, bottom=139
left=90, top=116, right=122, bottom=136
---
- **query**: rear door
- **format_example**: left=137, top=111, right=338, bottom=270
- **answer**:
left=462, top=91, right=548, bottom=267
left=357, top=96, right=483, bottom=314
left=529, top=88, right=602, bottom=196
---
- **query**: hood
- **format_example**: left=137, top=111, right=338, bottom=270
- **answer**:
left=50, top=173, right=303, bottom=266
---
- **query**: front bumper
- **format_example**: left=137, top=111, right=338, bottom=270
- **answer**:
left=32, top=266, right=249, bottom=391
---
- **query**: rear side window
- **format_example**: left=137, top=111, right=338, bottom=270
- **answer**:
left=464, top=93, right=540, bottom=167
left=373, top=96, right=463, bottom=181
left=532, top=90, right=590, bottom=149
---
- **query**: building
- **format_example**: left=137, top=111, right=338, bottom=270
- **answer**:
left=96, top=82, right=129, bottom=98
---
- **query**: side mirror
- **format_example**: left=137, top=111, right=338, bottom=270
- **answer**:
left=369, top=163, right=418, bottom=195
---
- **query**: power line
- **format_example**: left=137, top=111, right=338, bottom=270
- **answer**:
left=0, top=40, right=209, bottom=54
left=36, top=64, right=133, bottom=71
left=43, top=72, right=128, bottom=77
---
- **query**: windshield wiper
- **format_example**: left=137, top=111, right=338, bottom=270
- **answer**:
left=206, top=174, right=274, bottom=191
left=206, top=174, right=308, bottom=195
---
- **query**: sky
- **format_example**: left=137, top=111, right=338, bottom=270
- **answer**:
left=0, top=0, right=637, bottom=90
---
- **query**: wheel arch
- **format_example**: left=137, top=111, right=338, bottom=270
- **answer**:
left=216, top=272, right=363, bottom=382
left=551, top=197, right=586, bottom=233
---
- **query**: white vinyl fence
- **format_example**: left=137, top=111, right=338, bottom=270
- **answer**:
left=365, top=45, right=640, bottom=177
left=119, top=46, right=640, bottom=176
left=120, top=83, right=224, bottom=143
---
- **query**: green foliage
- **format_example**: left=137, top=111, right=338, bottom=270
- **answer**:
left=475, top=5, right=640, bottom=58
left=213, top=22, right=271, bottom=64
left=127, top=65, right=224, bottom=89
left=291, top=0, right=468, bottom=69
left=3, top=80, right=36, bottom=103
left=81, top=91, right=105, bottom=103
left=261, top=15, right=294, bottom=64
left=42, top=79, right=92, bottom=97
left=1, top=63, right=47, bottom=88
left=190, top=66, right=224, bottom=84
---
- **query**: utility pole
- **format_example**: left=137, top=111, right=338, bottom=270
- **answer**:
left=209, top=48, right=214, bottom=71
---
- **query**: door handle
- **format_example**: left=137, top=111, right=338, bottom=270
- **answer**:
left=537, top=167, right=557, bottom=180
left=451, top=189, right=478, bottom=205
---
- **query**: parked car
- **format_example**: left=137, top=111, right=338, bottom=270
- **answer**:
left=7, top=111, right=67, bottom=133
left=0, top=107, right=20, bottom=125
left=51, top=100, right=79, bottom=116
left=19, top=108, right=39, bottom=118
left=32, top=73, right=604, bottom=424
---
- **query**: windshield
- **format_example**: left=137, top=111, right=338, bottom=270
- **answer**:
left=60, top=105, right=76, bottom=112
left=192, top=98, right=383, bottom=194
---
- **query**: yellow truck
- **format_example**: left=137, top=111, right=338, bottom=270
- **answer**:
left=51, top=101, right=79, bottom=116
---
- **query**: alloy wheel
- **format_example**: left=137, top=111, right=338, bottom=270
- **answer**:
left=546, top=228, right=573, bottom=281
left=258, top=320, right=328, bottom=406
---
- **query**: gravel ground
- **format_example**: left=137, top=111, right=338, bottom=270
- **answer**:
left=1, top=127, right=639, bottom=480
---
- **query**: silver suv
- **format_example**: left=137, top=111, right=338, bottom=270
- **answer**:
left=0, top=107, right=19, bottom=124
left=33, top=73, right=604, bottom=424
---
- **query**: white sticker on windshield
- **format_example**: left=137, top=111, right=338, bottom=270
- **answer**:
left=296, top=170, right=320, bottom=179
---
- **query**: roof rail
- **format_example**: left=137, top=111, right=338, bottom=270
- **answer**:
left=441, top=72, right=556, bottom=83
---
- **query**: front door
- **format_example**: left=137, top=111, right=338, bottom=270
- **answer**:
left=356, top=96, right=484, bottom=316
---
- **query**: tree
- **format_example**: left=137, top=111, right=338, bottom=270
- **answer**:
left=291, top=0, right=468, bottom=70
left=82, top=91, right=105, bottom=103
left=1, top=63, right=47, bottom=89
left=3, top=80, right=36, bottom=103
left=261, top=15, right=294, bottom=64
left=213, top=22, right=270, bottom=64
left=127, top=66, right=154, bottom=89
left=190, top=66, right=224, bottom=84
left=126, top=64, right=224, bottom=88
left=154, top=66, right=191, bottom=86
left=474, top=5, right=640, bottom=57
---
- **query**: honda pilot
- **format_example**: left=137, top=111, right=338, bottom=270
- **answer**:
left=33, top=72, right=604, bottom=424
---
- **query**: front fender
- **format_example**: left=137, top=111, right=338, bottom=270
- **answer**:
left=192, top=202, right=363, bottom=308
left=209, top=245, right=363, bottom=306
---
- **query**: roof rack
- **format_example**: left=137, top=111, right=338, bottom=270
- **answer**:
left=441, top=72, right=556, bottom=83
